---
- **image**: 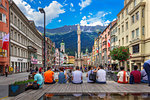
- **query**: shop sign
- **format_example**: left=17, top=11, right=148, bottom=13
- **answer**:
left=31, top=53, right=37, bottom=64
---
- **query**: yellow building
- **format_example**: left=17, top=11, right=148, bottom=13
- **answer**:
left=112, top=0, right=150, bottom=71
left=68, top=56, right=75, bottom=64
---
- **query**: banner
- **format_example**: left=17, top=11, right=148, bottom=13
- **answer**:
left=2, top=33, right=9, bottom=51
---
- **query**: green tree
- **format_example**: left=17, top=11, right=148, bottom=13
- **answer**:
left=110, top=46, right=131, bottom=62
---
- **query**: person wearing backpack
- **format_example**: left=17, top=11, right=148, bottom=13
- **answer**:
left=86, top=66, right=95, bottom=83
left=96, top=65, right=106, bottom=84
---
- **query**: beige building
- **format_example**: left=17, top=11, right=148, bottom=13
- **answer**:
left=10, top=1, right=43, bottom=73
left=112, top=0, right=150, bottom=71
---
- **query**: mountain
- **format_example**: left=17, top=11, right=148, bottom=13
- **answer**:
left=36, top=25, right=106, bottom=56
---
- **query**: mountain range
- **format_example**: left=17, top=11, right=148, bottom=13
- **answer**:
left=36, top=25, right=106, bottom=56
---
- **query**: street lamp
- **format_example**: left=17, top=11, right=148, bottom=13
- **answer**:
left=39, top=8, right=46, bottom=71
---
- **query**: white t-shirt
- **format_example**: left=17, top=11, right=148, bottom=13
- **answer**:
left=72, top=70, right=82, bottom=83
left=97, top=69, right=106, bottom=82
left=117, top=71, right=129, bottom=82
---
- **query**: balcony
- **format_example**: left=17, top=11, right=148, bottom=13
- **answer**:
left=28, top=46, right=37, bottom=53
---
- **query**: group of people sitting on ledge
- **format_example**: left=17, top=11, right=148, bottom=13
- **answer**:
left=25, top=59, right=150, bottom=90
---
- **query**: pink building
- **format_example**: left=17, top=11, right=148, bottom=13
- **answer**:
left=100, top=21, right=117, bottom=68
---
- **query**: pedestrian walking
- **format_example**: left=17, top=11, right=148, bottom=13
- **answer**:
left=5, top=65, right=8, bottom=77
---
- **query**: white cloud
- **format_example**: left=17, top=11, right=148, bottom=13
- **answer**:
left=58, top=20, right=61, bottom=22
left=39, top=1, right=41, bottom=4
left=79, top=0, right=92, bottom=10
left=80, top=12, right=82, bottom=14
left=80, top=11, right=112, bottom=26
left=30, top=0, right=33, bottom=2
left=89, top=13, right=92, bottom=15
left=70, top=3, right=75, bottom=12
left=13, top=0, right=65, bottom=26
left=70, top=3, right=74, bottom=7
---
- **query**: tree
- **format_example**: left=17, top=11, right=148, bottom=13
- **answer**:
left=110, top=46, right=131, bottom=62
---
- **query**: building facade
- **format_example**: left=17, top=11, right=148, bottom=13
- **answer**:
left=116, top=0, right=149, bottom=71
left=9, top=1, right=43, bottom=73
left=45, top=37, right=55, bottom=67
left=0, top=0, right=9, bottom=75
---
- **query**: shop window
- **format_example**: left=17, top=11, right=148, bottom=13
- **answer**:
left=133, top=44, right=139, bottom=54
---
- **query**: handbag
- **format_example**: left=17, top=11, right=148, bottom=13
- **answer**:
left=89, top=70, right=96, bottom=81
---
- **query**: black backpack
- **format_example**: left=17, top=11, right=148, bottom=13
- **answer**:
left=89, top=70, right=96, bottom=81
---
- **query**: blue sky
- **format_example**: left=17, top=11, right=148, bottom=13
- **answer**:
left=13, top=0, right=124, bottom=29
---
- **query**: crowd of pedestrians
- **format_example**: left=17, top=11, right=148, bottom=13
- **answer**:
left=25, top=59, right=150, bottom=90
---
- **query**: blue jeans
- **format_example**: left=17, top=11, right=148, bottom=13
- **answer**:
left=44, top=80, right=56, bottom=84
left=96, top=80, right=106, bottom=84
left=143, top=63, right=150, bottom=85
left=72, top=81, right=83, bottom=84
left=141, top=80, right=148, bottom=83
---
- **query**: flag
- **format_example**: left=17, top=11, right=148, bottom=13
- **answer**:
left=97, top=48, right=98, bottom=53
left=2, top=33, right=9, bottom=51
left=108, top=39, right=110, bottom=47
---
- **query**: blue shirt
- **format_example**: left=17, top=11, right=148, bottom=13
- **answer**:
left=58, top=72, right=66, bottom=84
left=34, top=73, right=43, bottom=88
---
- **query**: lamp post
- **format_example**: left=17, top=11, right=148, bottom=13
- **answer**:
left=39, top=8, right=46, bottom=71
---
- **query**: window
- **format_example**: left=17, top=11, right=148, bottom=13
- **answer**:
left=136, top=28, right=139, bottom=37
left=10, top=12, right=13, bottom=23
left=18, top=34, right=20, bottom=42
left=18, top=19, right=20, bottom=28
left=132, top=30, right=134, bottom=39
left=0, top=13, right=6, bottom=23
left=134, top=0, right=136, bottom=6
left=142, top=26, right=145, bottom=35
left=11, top=45, right=13, bottom=56
left=0, top=32, right=6, bottom=40
left=15, top=47, right=17, bottom=56
left=122, top=25, right=124, bottom=32
left=132, top=15, right=135, bottom=23
left=18, top=48, right=20, bottom=56
left=14, top=16, right=17, bottom=26
left=136, top=11, right=139, bottom=21
left=119, top=40, right=120, bottom=45
left=14, top=32, right=17, bottom=40
left=126, top=22, right=128, bottom=30
left=118, top=16, right=120, bottom=22
left=122, top=12, right=124, bottom=19
left=126, top=36, right=128, bottom=43
left=122, top=38, right=124, bottom=45
left=118, top=28, right=120, bottom=34
left=10, top=29, right=13, bottom=39
left=133, top=44, right=139, bottom=53
left=126, top=7, right=128, bottom=15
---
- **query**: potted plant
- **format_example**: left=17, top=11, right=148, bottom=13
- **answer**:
left=9, top=79, right=34, bottom=96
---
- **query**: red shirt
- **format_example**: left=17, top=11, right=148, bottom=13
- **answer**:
left=131, top=70, right=141, bottom=83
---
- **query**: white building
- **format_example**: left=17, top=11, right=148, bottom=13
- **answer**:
left=9, top=1, right=43, bottom=73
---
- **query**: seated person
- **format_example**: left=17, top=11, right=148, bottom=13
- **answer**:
left=72, top=66, right=83, bottom=84
left=96, top=65, right=106, bottom=84
left=25, top=70, right=43, bottom=90
left=44, top=67, right=56, bottom=84
left=117, top=66, right=129, bottom=84
left=130, top=65, right=141, bottom=84
left=141, top=69, right=148, bottom=83
left=58, top=67, right=67, bottom=84
left=86, top=66, right=95, bottom=83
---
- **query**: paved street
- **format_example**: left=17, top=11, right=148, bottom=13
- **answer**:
left=0, top=72, right=29, bottom=99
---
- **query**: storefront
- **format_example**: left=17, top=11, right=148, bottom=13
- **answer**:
left=10, top=57, right=28, bottom=73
